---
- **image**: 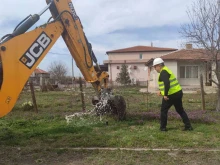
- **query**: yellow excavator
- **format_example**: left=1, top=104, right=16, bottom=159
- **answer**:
left=0, top=0, right=126, bottom=120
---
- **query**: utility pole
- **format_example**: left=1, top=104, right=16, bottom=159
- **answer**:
left=72, top=58, right=74, bottom=88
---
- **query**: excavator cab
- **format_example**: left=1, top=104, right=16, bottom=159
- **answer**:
left=0, top=0, right=126, bottom=120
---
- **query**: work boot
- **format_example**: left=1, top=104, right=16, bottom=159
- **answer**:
left=183, top=126, right=193, bottom=131
left=160, top=128, right=167, bottom=132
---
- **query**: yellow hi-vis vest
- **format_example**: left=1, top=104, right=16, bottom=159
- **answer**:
left=158, top=66, right=182, bottom=96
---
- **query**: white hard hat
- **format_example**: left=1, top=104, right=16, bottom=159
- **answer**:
left=153, top=58, right=164, bottom=66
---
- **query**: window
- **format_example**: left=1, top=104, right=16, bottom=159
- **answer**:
left=139, top=53, right=143, bottom=59
left=180, top=66, right=198, bottom=78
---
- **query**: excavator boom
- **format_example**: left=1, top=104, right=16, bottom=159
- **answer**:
left=0, top=22, right=64, bottom=117
left=0, top=0, right=125, bottom=120
left=46, top=0, right=109, bottom=90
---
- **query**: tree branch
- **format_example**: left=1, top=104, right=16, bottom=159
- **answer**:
left=210, top=79, right=219, bottom=86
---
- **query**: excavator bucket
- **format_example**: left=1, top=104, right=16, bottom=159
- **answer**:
left=110, top=95, right=126, bottom=120
left=93, top=88, right=126, bottom=120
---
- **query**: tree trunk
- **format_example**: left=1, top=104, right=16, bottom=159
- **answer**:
left=216, top=87, right=220, bottom=112
left=200, top=74, right=205, bottom=111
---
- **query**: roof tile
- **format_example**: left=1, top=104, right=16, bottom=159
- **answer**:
left=161, top=49, right=212, bottom=60
left=107, top=46, right=177, bottom=54
left=34, top=68, right=48, bottom=74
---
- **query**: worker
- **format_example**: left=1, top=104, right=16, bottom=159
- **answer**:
left=153, top=57, right=193, bottom=131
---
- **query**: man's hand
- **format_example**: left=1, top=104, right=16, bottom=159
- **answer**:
left=157, top=91, right=161, bottom=96
left=163, top=96, right=169, bottom=101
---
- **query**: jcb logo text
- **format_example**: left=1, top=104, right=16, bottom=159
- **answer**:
left=20, top=32, right=51, bottom=69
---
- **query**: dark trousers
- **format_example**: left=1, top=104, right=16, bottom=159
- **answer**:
left=160, top=90, right=191, bottom=129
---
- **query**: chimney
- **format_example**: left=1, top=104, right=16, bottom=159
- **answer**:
left=185, top=43, right=193, bottom=49
left=151, top=42, right=153, bottom=47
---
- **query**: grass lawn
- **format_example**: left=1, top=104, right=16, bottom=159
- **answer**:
left=0, top=86, right=220, bottom=164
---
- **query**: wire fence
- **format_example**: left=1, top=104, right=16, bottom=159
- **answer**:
left=22, top=78, right=218, bottom=117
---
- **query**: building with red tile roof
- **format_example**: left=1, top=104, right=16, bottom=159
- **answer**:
left=30, top=68, right=50, bottom=85
left=145, top=45, right=216, bottom=88
left=104, top=43, right=217, bottom=88
left=34, top=68, right=49, bottom=74
left=104, top=45, right=177, bottom=85
left=107, top=46, right=177, bottom=54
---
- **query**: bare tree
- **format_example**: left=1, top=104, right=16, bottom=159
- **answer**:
left=180, top=0, right=220, bottom=111
left=48, top=61, right=68, bottom=83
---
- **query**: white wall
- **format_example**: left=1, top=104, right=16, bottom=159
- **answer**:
left=108, top=51, right=174, bottom=61
left=106, top=50, right=177, bottom=86
left=108, top=63, right=148, bottom=82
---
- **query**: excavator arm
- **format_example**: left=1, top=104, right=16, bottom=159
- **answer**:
left=46, top=0, right=109, bottom=92
left=0, top=0, right=126, bottom=119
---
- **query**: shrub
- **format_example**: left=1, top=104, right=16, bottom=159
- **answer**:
left=21, top=101, right=33, bottom=111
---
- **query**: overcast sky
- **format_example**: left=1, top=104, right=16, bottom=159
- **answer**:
left=0, top=0, right=194, bottom=76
